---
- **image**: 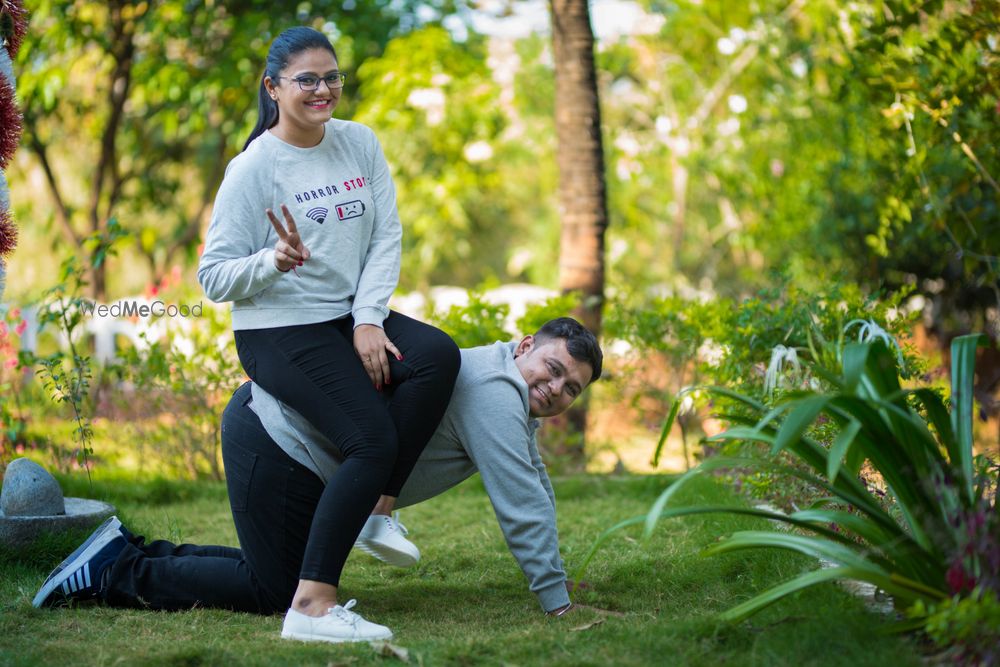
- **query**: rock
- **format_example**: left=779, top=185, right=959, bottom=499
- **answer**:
left=0, top=458, right=66, bottom=517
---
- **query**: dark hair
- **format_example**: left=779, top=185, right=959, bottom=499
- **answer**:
left=242, top=27, right=338, bottom=151
left=533, top=317, right=603, bottom=384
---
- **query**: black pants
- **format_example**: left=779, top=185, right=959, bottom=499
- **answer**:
left=105, top=383, right=337, bottom=614
left=233, top=311, right=459, bottom=586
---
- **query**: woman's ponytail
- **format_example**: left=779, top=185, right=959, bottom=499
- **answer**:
left=241, top=27, right=338, bottom=152
left=242, top=75, right=279, bottom=151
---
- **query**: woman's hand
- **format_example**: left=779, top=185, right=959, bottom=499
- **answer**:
left=267, top=204, right=311, bottom=272
left=354, top=324, right=403, bottom=389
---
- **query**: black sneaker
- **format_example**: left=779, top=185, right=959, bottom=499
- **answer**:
left=32, top=516, right=128, bottom=608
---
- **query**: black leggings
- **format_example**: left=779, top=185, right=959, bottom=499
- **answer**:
left=233, top=311, right=459, bottom=587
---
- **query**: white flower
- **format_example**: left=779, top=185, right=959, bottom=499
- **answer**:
left=655, top=115, right=673, bottom=138
left=463, top=140, right=493, bottom=163
left=407, top=88, right=447, bottom=126
left=697, top=339, right=728, bottom=367
left=727, top=94, right=748, bottom=114
left=614, top=132, right=641, bottom=157
left=790, top=56, right=808, bottom=79
left=718, top=117, right=740, bottom=136
left=764, top=345, right=801, bottom=396
left=844, top=319, right=906, bottom=369
left=717, top=37, right=737, bottom=55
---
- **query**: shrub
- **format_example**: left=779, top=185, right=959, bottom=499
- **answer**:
left=580, top=334, right=998, bottom=651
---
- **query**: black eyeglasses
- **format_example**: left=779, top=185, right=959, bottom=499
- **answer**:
left=278, top=73, right=347, bottom=91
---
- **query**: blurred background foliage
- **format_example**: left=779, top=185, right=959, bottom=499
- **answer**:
left=2, top=0, right=998, bottom=466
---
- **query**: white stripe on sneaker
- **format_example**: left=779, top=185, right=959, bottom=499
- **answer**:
left=83, top=564, right=91, bottom=588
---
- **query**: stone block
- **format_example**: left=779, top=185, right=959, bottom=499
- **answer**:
left=0, top=458, right=66, bottom=517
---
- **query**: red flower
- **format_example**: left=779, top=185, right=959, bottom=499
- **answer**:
left=0, top=207, right=17, bottom=256
left=14, top=318, right=25, bottom=335
left=945, top=561, right=974, bottom=594
left=0, top=0, right=28, bottom=60
left=0, top=76, right=22, bottom=170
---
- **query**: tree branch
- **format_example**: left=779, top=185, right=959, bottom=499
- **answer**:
left=25, top=126, right=80, bottom=247
left=90, top=2, right=135, bottom=233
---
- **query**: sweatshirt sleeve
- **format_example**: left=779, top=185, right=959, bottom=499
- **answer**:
left=528, top=433, right=558, bottom=518
left=351, top=129, right=402, bottom=329
left=454, top=373, right=570, bottom=612
left=198, top=158, right=285, bottom=304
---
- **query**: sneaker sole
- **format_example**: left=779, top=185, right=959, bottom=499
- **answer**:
left=31, top=523, right=124, bottom=608
left=280, top=629, right=393, bottom=643
left=355, top=540, right=419, bottom=568
left=35, top=516, right=122, bottom=591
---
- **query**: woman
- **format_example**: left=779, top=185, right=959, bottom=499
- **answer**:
left=197, top=26, right=460, bottom=642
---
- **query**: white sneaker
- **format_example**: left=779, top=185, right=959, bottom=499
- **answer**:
left=354, top=513, right=420, bottom=567
left=281, top=599, right=393, bottom=643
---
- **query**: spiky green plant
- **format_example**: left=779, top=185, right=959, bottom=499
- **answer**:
left=579, top=334, right=995, bottom=631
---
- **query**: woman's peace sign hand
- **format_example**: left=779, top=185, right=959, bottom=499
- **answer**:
left=267, top=204, right=311, bottom=272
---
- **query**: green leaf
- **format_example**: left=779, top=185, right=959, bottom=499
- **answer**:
left=950, top=334, right=988, bottom=504
left=842, top=343, right=871, bottom=393
left=704, top=530, right=885, bottom=572
left=706, top=532, right=947, bottom=602
left=718, top=567, right=860, bottom=622
left=908, top=388, right=956, bottom=453
left=771, top=395, right=829, bottom=455
left=718, top=566, right=944, bottom=624
left=652, top=389, right=688, bottom=467
left=827, top=419, right=861, bottom=483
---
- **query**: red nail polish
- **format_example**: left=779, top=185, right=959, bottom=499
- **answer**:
left=298, top=261, right=303, bottom=266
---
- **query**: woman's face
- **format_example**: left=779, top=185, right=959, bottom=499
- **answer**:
left=266, top=48, right=342, bottom=134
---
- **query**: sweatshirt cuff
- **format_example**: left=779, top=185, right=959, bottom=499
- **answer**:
left=352, top=305, right=388, bottom=329
left=536, top=579, right=571, bottom=613
left=258, top=248, right=286, bottom=279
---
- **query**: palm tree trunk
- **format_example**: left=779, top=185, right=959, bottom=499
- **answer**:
left=549, top=0, right=608, bottom=460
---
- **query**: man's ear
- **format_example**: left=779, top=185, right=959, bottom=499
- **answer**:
left=514, top=335, right=534, bottom=358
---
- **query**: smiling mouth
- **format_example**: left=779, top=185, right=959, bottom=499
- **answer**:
left=534, top=387, right=549, bottom=407
left=306, top=100, right=332, bottom=108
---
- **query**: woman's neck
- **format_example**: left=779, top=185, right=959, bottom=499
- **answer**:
left=269, top=121, right=326, bottom=148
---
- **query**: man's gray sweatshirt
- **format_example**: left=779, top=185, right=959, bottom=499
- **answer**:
left=249, top=341, right=571, bottom=612
left=197, top=119, right=401, bottom=330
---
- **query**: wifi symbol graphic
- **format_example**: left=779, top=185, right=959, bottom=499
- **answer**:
left=305, top=207, right=328, bottom=224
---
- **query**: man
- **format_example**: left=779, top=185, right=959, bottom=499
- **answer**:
left=33, top=317, right=602, bottom=636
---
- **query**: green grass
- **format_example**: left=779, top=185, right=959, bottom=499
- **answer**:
left=0, top=473, right=924, bottom=666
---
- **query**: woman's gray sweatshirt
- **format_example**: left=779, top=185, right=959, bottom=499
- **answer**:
left=198, top=119, right=401, bottom=330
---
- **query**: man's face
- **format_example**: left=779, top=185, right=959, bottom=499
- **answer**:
left=513, top=336, right=593, bottom=418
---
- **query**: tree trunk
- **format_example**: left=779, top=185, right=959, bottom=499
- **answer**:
left=549, top=0, right=608, bottom=461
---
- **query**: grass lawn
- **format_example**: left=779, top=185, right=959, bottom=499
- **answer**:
left=0, top=472, right=924, bottom=666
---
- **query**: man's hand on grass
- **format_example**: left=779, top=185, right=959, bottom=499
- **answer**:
left=546, top=602, right=623, bottom=618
